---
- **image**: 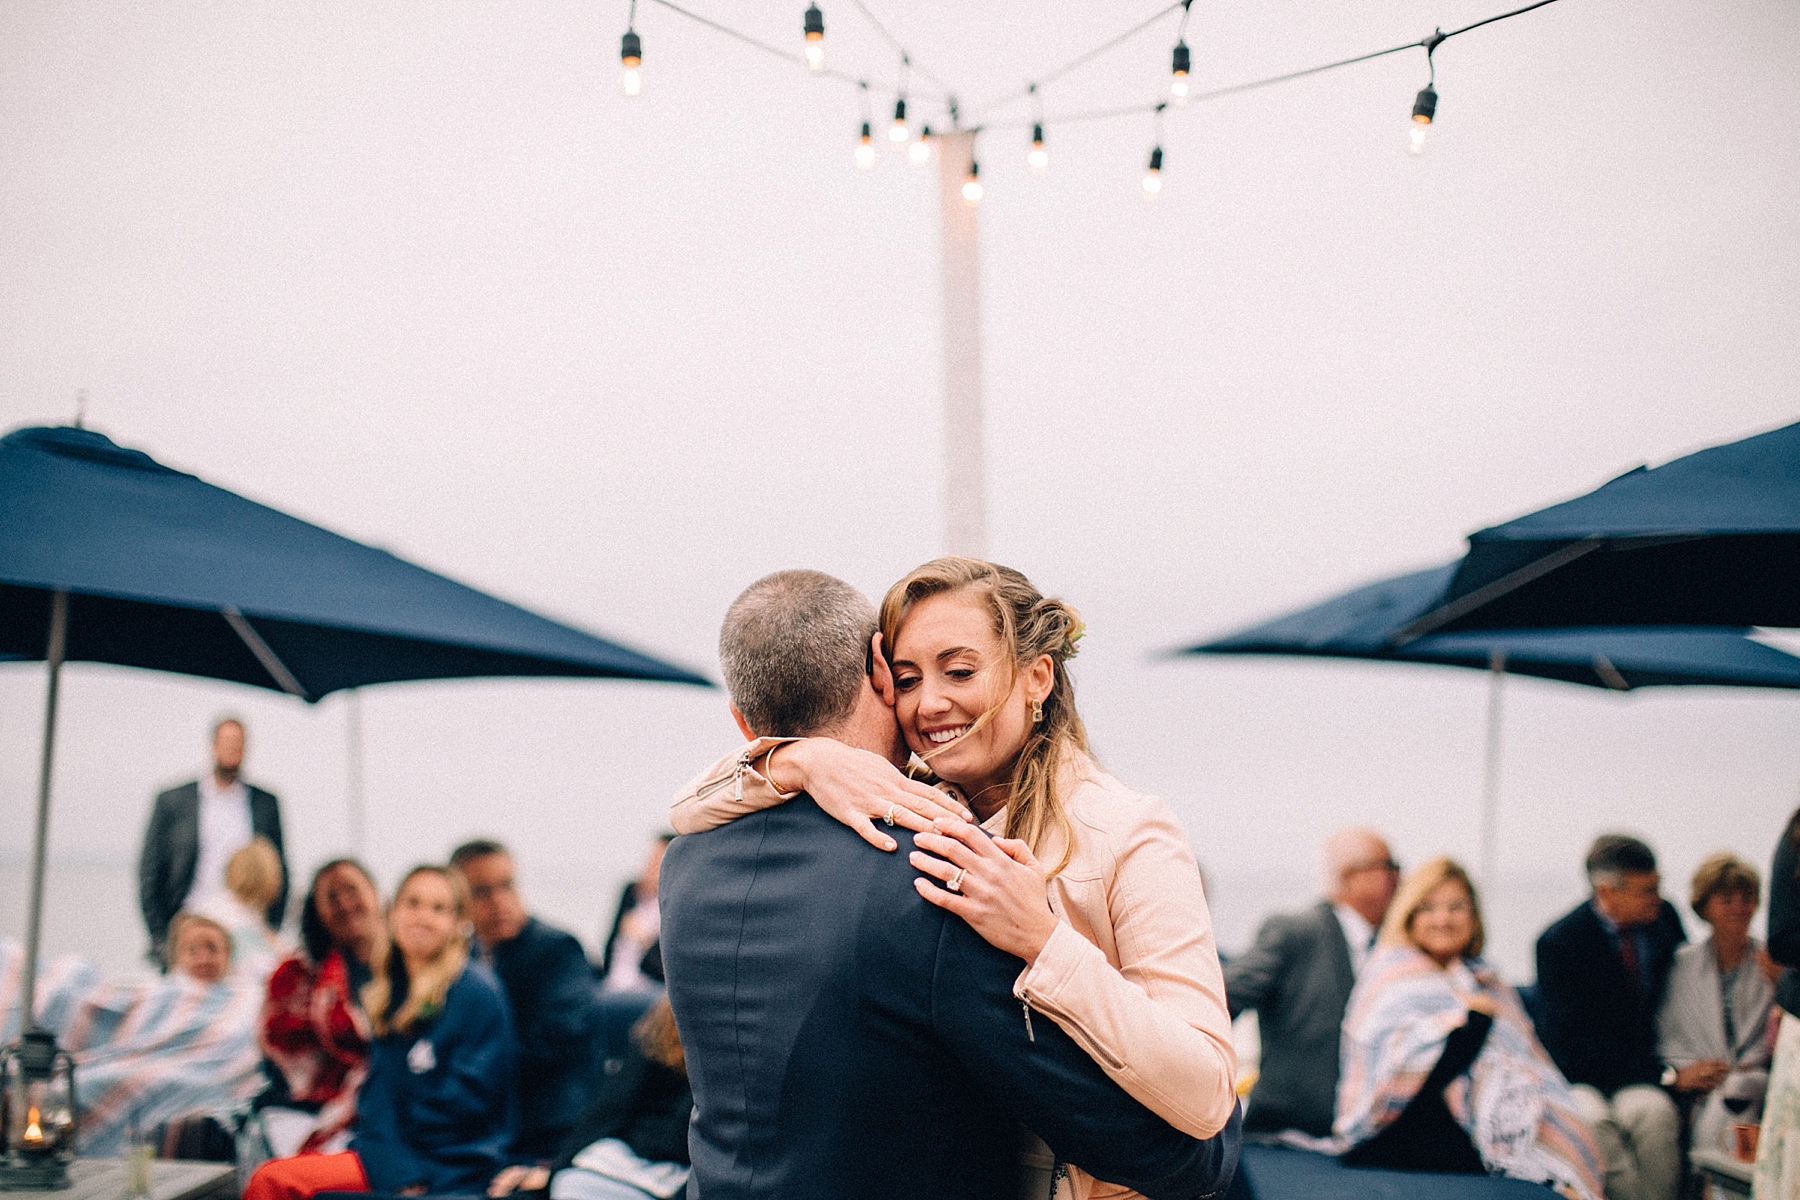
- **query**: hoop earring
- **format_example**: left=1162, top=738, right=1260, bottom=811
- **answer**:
left=1031, top=699, right=1044, bottom=723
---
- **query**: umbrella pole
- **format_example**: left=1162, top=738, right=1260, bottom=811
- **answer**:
left=346, top=688, right=365, bottom=856
left=17, top=590, right=68, bottom=1035
left=1479, top=650, right=1507, bottom=905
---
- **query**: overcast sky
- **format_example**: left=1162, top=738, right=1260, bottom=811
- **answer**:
left=2, top=0, right=1796, bottom=980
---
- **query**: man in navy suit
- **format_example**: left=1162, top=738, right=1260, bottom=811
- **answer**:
left=1536, top=834, right=1686, bottom=1200
left=661, top=570, right=1241, bottom=1200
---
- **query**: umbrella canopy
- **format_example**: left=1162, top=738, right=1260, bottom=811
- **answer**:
left=1395, top=421, right=1800, bottom=640
left=0, top=425, right=709, bottom=697
left=1190, top=563, right=1800, bottom=691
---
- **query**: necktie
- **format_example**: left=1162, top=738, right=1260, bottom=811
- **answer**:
left=1618, top=930, right=1641, bottom=992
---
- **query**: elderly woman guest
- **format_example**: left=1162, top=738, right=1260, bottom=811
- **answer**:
left=257, top=859, right=382, bottom=1157
left=244, top=865, right=517, bottom=1200
left=1656, top=853, right=1777, bottom=1154
left=673, top=558, right=1237, bottom=1200
left=1336, top=857, right=1604, bottom=1199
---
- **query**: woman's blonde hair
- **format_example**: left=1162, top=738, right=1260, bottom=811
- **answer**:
left=362, top=865, right=470, bottom=1037
left=633, top=995, right=686, bottom=1075
left=1378, top=856, right=1485, bottom=959
left=226, top=836, right=284, bottom=912
left=878, top=557, right=1088, bottom=878
left=1690, top=852, right=1761, bottom=916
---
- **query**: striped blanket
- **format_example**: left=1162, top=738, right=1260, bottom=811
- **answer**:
left=0, top=938, right=266, bottom=1156
left=1337, top=944, right=1605, bottom=1200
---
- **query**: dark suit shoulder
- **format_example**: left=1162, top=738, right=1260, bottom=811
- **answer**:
left=154, top=780, right=199, bottom=806
left=1538, top=902, right=1600, bottom=949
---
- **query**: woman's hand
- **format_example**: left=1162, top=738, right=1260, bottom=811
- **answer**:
left=1460, top=992, right=1499, bottom=1018
left=910, top=818, right=1059, bottom=964
left=1673, top=1059, right=1731, bottom=1092
left=767, top=739, right=971, bottom=852
left=488, top=1166, right=550, bottom=1198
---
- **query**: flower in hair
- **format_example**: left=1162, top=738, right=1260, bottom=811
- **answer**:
left=1062, top=621, right=1086, bottom=660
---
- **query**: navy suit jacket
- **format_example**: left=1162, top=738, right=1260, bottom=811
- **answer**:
left=660, top=794, right=1241, bottom=1200
left=486, top=916, right=603, bottom=1159
left=1534, top=898, right=1685, bottom=1096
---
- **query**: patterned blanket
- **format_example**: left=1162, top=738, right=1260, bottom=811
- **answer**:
left=0, top=937, right=265, bottom=1155
left=1337, top=944, right=1605, bottom=1200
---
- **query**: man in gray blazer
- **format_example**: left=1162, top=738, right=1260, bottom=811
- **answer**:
left=1222, top=828, right=1399, bottom=1137
left=137, top=717, right=287, bottom=963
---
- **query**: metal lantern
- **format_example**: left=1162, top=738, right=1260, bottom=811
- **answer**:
left=0, top=1030, right=77, bottom=1190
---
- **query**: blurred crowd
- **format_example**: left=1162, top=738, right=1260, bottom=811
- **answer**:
left=2, top=711, right=1796, bottom=1200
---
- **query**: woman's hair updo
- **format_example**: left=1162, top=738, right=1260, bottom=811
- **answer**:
left=878, top=557, right=1089, bottom=878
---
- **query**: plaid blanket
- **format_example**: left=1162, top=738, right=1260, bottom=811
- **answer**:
left=1337, top=944, right=1605, bottom=1200
left=0, top=937, right=265, bottom=1155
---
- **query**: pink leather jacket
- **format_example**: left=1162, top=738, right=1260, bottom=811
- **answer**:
left=671, top=740, right=1238, bottom=1200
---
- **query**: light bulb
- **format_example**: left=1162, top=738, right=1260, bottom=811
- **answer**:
left=1027, top=124, right=1048, bottom=174
left=1171, top=41, right=1190, bottom=104
left=856, top=122, right=876, bottom=169
left=962, top=161, right=983, bottom=204
left=1141, top=146, right=1163, bottom=198
left=889, top=97, right=909, bottom=144
left=909, top=126, right=933, bottom=165
left=803, top=5, right=825, bottom=71
left=620, top=29, right=642, bottom=96
left=1409, top=84, right=1437, bottom=156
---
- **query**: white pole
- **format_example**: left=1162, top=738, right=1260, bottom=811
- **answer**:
left=19, top=590, right=68, bottom=1034
left=1480, top=650, right=1506, bottom=904
left=936, top=129, right=985, bottom=559
left=345, top=689, right=365, bottom=857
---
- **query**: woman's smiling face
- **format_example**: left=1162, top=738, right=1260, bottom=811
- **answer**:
left=889, top=588, right=1050, bottom=815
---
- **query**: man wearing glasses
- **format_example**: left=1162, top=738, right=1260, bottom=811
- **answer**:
left=1223, top=829, right=1401, bottom=1139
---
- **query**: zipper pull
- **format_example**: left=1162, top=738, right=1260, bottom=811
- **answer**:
left=1022, top=1002, right=1035, bottom=1042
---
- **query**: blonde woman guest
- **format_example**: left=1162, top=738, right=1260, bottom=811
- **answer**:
left=672, top=558, right=1236, bottom=1199
left=195, top=836, right=286, bottom=981
left=1657, top=853, right=1776, bottom=1156
left=1336, top=858, right=1604, bottom=1199
left=243, top=866, right=517, bottom=1200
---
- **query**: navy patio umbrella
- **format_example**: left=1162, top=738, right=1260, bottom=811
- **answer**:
left=1394, top=421, right=1800, bottom=640
left=1183, top=561, right=1800, bottom=891
left=1, top=424, right=708, bottom=1035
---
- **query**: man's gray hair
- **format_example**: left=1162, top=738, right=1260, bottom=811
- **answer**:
left=719, top=570, right=875, bottom=739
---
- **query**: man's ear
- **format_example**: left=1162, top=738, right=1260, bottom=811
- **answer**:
left=729, top=702, right=756, bottom=742
left=870, top=632, right=896, bottom=707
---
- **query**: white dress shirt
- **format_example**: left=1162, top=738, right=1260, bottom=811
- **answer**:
left=190, top=773, right=253, bottom=913
left=1334, top=903, right=1378, bottom=977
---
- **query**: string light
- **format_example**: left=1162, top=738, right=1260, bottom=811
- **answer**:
left=1142, top=146, right=1163, bottom=197
left=625, top=0, right=1566, bottom=190
left=1410, top=30, right=1445, bottom=156
left=619, top=2, right=642, bottom=97
left=803, top=4, right=825, bottom=71
left=910, top=124, right=933, bottom=165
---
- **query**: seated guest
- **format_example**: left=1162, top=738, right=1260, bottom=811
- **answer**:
left=1224, top=827, right=1400, bottom=1137
left=1537, top=834, right=1686, bottom=1200
left=257, top=858, right=382, bottom=1158
left=195, top=836, right=287, bottom=982
left=598, top=837, right=671, bottom=994
left=452, top=838, right=602, bottom=1160
left=1337, top=857, right=1604, bottom=1198
left=488, top=996, right=691, bottom=1200
left=243, top=865, right=518, bottom=1200
left=1656, top=852, right=1777, bottom=1154
left=74, top=913, right=267, bottom=1157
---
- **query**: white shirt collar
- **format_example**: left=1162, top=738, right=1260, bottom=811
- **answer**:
left=1333, top=903, right=1378, bottom=976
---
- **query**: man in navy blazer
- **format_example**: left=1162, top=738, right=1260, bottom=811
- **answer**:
left=661, top=570, right=1241, bottom=1200
left=1536, top=834, right=1686, bottom=1200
